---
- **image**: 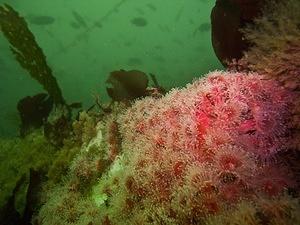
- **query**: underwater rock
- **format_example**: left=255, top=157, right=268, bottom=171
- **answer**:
left=97, top=71, right=297, bottom=224
left=17, top=93, right=53, bottom=137
left=237, top=0, right=300, bottom=157
left=211, top=0, right=266, bottom=66
left=106, top=69, right=148, bottom=102
left=130, top=17, right=148, bottom=27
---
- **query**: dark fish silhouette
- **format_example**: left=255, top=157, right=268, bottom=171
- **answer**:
left=127, top=57, right=143, bottom=66
left=71, top=10, right=88, bottom=28
left=175, top=5, right=184, bottom=22
left=189, top=19, right=195, bottom=25
left=70, top=21, right=81, bottom=29
left=193, top=22, right=211, bottom=36
left=172, top=38, right=184, bottom=46
left=146, top=3, right=157, bottom=11
left=158, top=24, right=171, bottom=32
left=94, top=21, right=103, bottom=28
left=27, top=15, right=55, bottom=25
left=135, top=8, right=145, bottom=15
left=154, top=45, right=163, bottom=50
left=130, top=17, right=148, bottom=27
left=124, top=41, right=133, bottom=47
left=152, top=55, right=166, bottom=62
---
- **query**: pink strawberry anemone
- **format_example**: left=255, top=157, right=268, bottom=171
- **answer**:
left=102, top=71, right=296, bottom=224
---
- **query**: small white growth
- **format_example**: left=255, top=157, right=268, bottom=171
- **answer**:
left=92, top=155, right=124, bottom=207
left=84, top=122, right=103, bottom=152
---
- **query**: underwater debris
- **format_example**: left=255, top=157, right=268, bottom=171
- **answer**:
left=0, top=4, right=65, bottom=105
left=130, top=17, right=148, bottom=27
left=17, top=93, right=53, bottom=137
left=106, top=69, right=148, bottom=102
left=27, top=14, right=55, bottom=26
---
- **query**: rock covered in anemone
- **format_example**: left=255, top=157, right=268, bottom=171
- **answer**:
left=96, top=71, right=297, bottom=225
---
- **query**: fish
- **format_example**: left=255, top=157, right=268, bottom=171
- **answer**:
left=127, top=57, right=143, bottom=66
left=193, top=22, right=211, bottom=36
left=27, top=15, right=55, bottom=25
left=172, top=38, right=184, bottom=46
left=135, top=8, right=145, bottom=15
left=152, top=55, right=166, bottom=62
left=189, top=19, right=195, bottom=25
left=124, top=41, right=133, bottom=47
left=70, top=21, right=81, bottom=29
left=154, top=45, right=163, bottom=50
left=130, top=17, right=148, bottom=27
left=71, top=10, right=88, bottom=28
left=146, top=3, right=157, bottom=11
left=175, top=5, right=184, bottom=22
left=94, top=21, right=103, bottom=28
left=158, top=24, right=171, bottom=32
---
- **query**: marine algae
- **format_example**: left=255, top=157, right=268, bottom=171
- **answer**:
left=0, top=4, right=65, bottom=105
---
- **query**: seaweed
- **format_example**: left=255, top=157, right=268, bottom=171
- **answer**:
left=106, top=69, right=149, bottom=102
left=0, top=4, right=65, bottom=105
left=17, top=93, right=53, bottom=137
left=0, top=169, right=45, bottom=225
